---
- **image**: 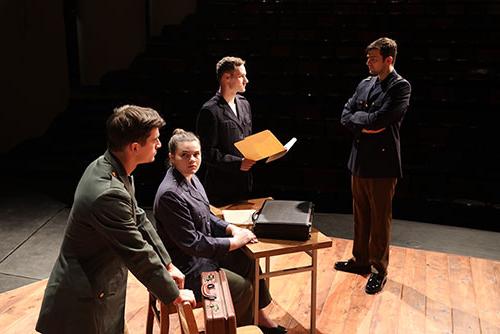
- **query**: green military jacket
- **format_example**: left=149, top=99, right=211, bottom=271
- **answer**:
left=36, top=150, right=179, bottom=333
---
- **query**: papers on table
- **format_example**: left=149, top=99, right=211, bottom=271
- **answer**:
left=222, top=209, right=256, bottom=226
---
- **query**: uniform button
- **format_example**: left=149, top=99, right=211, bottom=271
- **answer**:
left=98, top=292, right=105, bottom=298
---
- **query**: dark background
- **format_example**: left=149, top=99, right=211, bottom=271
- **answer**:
left=1, top=0, right=499, bottom=231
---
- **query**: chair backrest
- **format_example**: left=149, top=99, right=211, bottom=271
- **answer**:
left=146, top=292, right=204, bottom=334
left=177, top=302, right=200, bottom=334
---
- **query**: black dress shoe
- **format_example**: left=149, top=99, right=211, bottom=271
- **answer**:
left=365, top=273, right=387, bottom=294
left=258, top=324, right=287, bottom=334
left=334, top=259, right=371, bottom=275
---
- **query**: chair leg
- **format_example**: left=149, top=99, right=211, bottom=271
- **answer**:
left=159, top=301, right=171, bottom=334
left=146, top=294, right=155, bottom=334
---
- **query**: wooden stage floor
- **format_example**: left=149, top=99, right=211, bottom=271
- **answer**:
left=1, top=238, right=498, bottom=334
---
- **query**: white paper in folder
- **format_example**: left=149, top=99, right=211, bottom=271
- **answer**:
left=266, top=137, right=297, bottom=163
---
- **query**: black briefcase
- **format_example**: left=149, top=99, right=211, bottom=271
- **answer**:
left=252, top=200, right=313, bottom=241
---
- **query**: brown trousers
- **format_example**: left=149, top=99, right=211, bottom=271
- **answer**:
left=351, top=176, right=397, bottom=275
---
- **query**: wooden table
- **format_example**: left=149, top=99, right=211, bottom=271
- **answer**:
left=243, top=229, right=332, bottom=334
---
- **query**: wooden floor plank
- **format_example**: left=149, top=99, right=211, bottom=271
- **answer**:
left=316, top=240, right=357, bottom=333
left=399, top=248, right=427, bottom=333
left=315, top=241, right=343, bottom=314
left=1, top=238, right=499, bottom=334
left=425, top=251, right=452, bottom=334
left=124, top=275, right=151, bottom=334
left=279, top=245, right=343, bottom=333
left=268, top=252, right=308, bottom=331
left=342, top=276, right=376, bottom=333
left=0, top=279, right=45, bottom=334
left=470, top=257, right=500, bottom=334
left=368, top=246, right=406, bottom=333
left=276, top=271, right=311, bottom=333
left=0, top=279, right=45, bottom=312
left=448, top=254, right=481, bottom=334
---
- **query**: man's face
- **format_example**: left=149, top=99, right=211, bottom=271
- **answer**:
left=227, top=65, right=249, bottom=93
left=135, top=128, right=161, bottom=164
left=366, top=49, right=390, bottom=76
left=169, top=140, right=201, bottom=178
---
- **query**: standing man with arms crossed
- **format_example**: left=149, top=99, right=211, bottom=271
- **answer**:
left=196, top=56, right=256, bottom=206
left=335, top=37, right=411, bottom=294
left=36, top=105, right=195, bottom=334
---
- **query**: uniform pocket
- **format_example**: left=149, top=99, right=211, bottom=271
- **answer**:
left=221, top=121, right=243, bottom=140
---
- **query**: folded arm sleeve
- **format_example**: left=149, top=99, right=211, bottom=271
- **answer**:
left=349, top=80, right=411, bottom=130
left=341, top=90, right=363, bottom=136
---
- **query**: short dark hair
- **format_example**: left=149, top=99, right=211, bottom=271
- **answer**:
left=106, top=105, right=166, bottom=151
left=216, top=56, right=245, bottom=82
left=366, top=37, right=398, bottom=65
left=168, top=128, right=200, bottom=155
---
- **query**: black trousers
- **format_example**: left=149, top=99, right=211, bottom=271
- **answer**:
left=351, top=176, right=397, bottom=275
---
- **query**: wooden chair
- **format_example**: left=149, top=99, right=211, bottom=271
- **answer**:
left=145, top=292, right=203, bottom=334
left=176, top=301, right=264, bottom=334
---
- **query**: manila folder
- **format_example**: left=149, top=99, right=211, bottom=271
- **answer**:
left=234, top=130, right=285, bottom=161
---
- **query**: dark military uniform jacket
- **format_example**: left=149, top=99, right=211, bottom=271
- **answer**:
left=341, top=70, right=411, bottom=178
left=153, top=167, right=230, bottom=300
left=36, top=150, right=179, bottom=334
left=196, top=92, right=253, bottom=205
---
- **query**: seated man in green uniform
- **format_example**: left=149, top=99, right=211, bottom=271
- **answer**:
left=36, top=105, right=195, bottom=334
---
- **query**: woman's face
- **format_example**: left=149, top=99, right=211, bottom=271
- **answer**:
left=169, top=140, right=201, bottom=178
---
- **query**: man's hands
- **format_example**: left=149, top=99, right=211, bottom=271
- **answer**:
left=173, top=289, right=196, bottom=307
left=228, top=225, right=258, bottom=251
left=166, top=263, right=185, bottom=289
left=166, top=263, right=195, bottom=307
left=240, top=158, right=256, bottom=171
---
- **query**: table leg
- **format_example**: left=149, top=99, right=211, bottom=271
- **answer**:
left=265, top=256, right=270, bottom=288
left=253, top=258, right=260, bottom=325
left=311, top=249, right=317, bottom=334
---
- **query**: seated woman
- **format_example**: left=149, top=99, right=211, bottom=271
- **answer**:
left=154, top=128, right=286, bottom=334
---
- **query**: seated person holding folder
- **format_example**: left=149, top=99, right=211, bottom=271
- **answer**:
left=154, top=129, right=287, bottom=334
